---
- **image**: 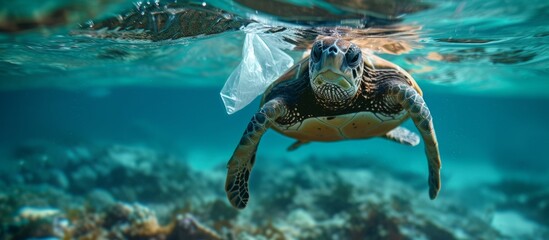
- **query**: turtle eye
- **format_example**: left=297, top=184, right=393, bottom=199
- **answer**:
left=346, top=48, right=361, bottom=67
left=311, top=43, right=322, bottom=63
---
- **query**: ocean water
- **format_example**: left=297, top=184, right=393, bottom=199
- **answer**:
left=1, top=0, right=548, bottom=239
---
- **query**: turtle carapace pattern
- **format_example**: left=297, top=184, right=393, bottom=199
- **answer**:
left=225, top=36, right=442, bottom=209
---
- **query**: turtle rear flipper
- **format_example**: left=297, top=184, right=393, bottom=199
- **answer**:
left=225, top=99, right=286, bottom=209
left=287, top=140, right=309, bottom=151
left=383, top=127, right=420, bottom=146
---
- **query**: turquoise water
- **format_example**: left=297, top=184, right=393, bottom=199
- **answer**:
left=1, top=0, right=548, bottom=239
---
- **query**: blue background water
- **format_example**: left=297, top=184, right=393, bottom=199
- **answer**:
left=1, top=0, right=549, bottom=238
left=2, top=86, right=548, bottom=181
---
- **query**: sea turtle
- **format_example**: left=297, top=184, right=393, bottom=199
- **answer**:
left=225, top=36, right=441, bottom=209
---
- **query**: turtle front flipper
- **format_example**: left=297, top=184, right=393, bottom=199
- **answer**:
left=389, top=84, right=442, bottom=199
left=383, top=127, right=420, bottom=146
left=225, top=99, right=287, bottom=209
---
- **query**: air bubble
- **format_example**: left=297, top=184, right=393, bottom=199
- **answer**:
left=85, top=20, right=94, bottom=28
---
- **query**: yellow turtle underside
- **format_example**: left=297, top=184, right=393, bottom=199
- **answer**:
left=272, top=110, right=408, bottom=142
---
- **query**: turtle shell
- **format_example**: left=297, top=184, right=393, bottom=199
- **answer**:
left=261, top=50, right=422, bottom=142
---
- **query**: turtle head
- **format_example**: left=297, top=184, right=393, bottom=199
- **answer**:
left=309, top=37, right=364, bottom=103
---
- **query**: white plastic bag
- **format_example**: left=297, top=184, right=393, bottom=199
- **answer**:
left=220, top=26, right=294, bottom=114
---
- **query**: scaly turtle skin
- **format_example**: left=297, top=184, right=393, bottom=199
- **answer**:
left=225, top=36, right=442, bottom=209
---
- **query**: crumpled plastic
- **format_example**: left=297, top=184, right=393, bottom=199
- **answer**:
left=220, top=25, right=294, bottom=114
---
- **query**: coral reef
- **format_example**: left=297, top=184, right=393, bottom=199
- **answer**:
left=490, top=180, right=549, bottom=231
left=4, top=143, right=214, bottom=205
left=1, top=141, right=548, bottom=239
left=7, top=206, right=68, bottom=240
left=2, top=202, right=223, bottom=240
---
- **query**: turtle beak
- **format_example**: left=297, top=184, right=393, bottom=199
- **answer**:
left=313, top=70, right=352, bottom=90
